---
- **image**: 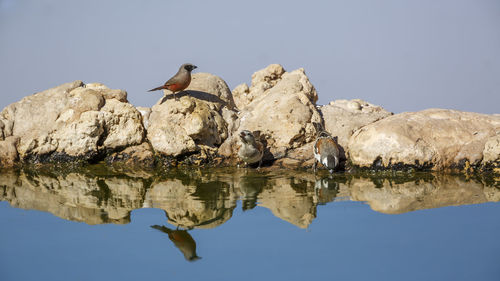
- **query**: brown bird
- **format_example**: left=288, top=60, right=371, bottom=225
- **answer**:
left=151, top=225, right=201, bottom=262
left=148, top=63, right=197, bottom=100
left=313, top=130, right=340, bottom=173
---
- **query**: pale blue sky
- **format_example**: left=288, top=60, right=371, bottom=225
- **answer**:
left=1, top=0, right=499, bottom=113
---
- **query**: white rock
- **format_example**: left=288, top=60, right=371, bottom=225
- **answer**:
left=348, top=109, right=500, bottom=170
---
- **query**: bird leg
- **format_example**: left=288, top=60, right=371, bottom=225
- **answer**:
left=313, top=160, right=317, bottom=173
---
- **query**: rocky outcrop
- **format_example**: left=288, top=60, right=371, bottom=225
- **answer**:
left=0, top=81, right=145, bottom=166
left=220, top=64, right=322, bottom=163
left=348, top=109, right=500, bottom=171
left=147, top=73, right=236, bottom=159
left=0, top=65, right=498, bottom=173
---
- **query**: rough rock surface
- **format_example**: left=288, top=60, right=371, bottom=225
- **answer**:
left=136, top=106, right=152, bottom=129
left=482, top=134, right=500, bottom=169
left=220, top=64, right=322, bottom=162
left=147, top=73, right=236, bottom=158
left=105, top=142, right=155, bottom=168
left=320, top=99, right=392, bottom=150
left=232, top=64, right=286, bottom=110
left=348, top=109, right=500, bottom=171
left=0, top=81, right=145, bottom=166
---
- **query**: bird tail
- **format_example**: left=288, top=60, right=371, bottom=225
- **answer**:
left=150, top=225, right=172, bottom=234
left=148, top=85, right=166, bottom=92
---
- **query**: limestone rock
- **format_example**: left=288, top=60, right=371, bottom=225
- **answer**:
left=232, top=64, right=286, bottom=110
left=348, top=109, right=500, bottom=170
left=482, top=134, right=500, bottom=167
left=105, top=142, right=155, bottom=168
left=0, top=136, right=19, bottom=167
left=136, top=106, right=151, bottom=129
left=0, top=81, right=145, bottom=165
left=188, top=72, right=236, bottom=110
left=221, top=65, right=322, bottom=161
left=147, top=73, right=236, bottom=157
left=320, top=99, right=392, bottom=151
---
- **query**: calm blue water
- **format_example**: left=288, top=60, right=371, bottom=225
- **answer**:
left=0, top=168, right=499, bottom=281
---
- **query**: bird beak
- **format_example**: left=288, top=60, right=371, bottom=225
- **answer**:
left=192, top=65, right=198, bottom=70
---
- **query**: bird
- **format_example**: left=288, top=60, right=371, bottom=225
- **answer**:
left=151, top=225, right=201, bottom=262
left=313, top=130, right=340, bottom=173
left=237, top=130, right=264, bottom=168
left=148, top=63, right=197, bottom=100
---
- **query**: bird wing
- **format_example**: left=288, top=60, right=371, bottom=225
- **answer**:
left=164, top=71, right=187, bottom=86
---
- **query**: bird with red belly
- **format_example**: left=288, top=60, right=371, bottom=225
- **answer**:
left=148, top=63, right=197, bottom=100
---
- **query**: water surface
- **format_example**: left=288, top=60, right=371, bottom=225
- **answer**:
left=1, top=167, right=499, bottom=281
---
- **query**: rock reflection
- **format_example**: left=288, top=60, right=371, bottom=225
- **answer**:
left=0, top=169, right=146, bottom=224
left=144, top=174, right=236, bottom=229
left=349, top=175, right=499, bottom=214
left=0, top=166, right=499, bottom=229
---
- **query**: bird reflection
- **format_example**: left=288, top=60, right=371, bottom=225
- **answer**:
left=238, top=176, right=266, bottom=211
left=151, top=225, right=201, bottom=262
left=314, top=177, right=339, bottom=205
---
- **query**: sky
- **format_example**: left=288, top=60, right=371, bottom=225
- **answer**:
left=0, top=0, right=499, bottom=114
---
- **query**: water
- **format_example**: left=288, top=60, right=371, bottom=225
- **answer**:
left=1, top=166, right=499, bottom=281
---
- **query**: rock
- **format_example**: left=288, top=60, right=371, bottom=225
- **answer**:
left=85, top=83, right=128, bottom=102
left=136, top=106, right=151, bottom=129
left=232, top=64, right=286, bottom=110
left=320, top=99, right=392, bottom=152
left=221, top=64, right=322, bottom=162
left=188, top=72, right=237, bottom=110
left=482, top=134, right=500, bottom=168
left=105, top=142, right=155, bottom=168
left=147, top=73, right=236, bottom=158
left=0, top=81, right=145, bottom=165
left=348, top=109, right=500, bottom=171
left=0, top=136, right=19, bottom=167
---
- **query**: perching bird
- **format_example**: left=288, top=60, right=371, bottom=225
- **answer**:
left=237, top=130, right=264, bottom=168
left=151, top=225, right=201, bottom=262
left=313, top=131, right=340, bottom=173
left=148, top=63, right=197, bottom=100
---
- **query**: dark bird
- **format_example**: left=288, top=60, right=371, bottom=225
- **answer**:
left=237, top=130, right=264, bottom=168
left=151, top=225, right=201, bottom=262
left=313, top=131, right=340, bottom=173
left=148, top=63, right=197, bottom=100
